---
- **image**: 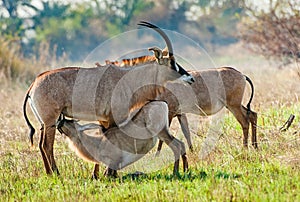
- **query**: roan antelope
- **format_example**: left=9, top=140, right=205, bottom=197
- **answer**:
left=98, top=48, right=258, bottom=152
left=23, top=21, right=194, bottom=175
left=57, top=101, right=188, bottom=177
left=155, top=67, right=257, bottom=154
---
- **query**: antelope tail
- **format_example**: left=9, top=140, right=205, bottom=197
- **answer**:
left=23, top=86, right=35, bottom=146
left=245, top=75, right=254, bottom=114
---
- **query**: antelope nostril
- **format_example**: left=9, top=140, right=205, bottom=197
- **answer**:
left=187, top=75, right=195, bottom=84
left=190, top=77, right=195, bottom=83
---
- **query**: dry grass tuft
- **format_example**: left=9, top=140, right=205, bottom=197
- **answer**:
left=0, top=38, right=68, bottom=86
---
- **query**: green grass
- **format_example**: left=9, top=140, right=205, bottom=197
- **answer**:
left=0, top=144, right=299, bottom=201
left=1, top=95, right=299, bottom=201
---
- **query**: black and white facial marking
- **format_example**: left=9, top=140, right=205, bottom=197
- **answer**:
left=170, top=60, right=195, bottom=84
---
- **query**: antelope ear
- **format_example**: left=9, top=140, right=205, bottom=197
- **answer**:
left=99, top=120, right=110, bottom=129
left=95, top=62, right=101, bottom=67
left=148, top=47, right=163, bottom=59
left=162, top=46, right=169, bottom=56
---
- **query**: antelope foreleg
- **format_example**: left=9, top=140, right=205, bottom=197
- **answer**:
left=92, top=164, right=100, bottom=180
left=158, top=130, right=186, bottom=175
left=155, top=140, right=163, bottom=156
left=179, top=139, right=188, bottom=172
left=177, top=114, right=193, bottom=151
left=104, top=167, right=118, bottom=178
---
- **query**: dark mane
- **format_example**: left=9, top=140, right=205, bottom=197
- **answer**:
left=96, top=55, right=156, bottom=68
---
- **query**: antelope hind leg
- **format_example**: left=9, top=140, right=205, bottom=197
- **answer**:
left=39, top=125, right=52, bottom=174
left=40, top=124, right=60, bottom=175
left=249, top=110, right=258, bottom=149
left=227, top=105, right=250, bottom=148
left=242, top=106, right=258, bottom=149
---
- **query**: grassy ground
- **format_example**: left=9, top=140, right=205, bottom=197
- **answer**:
left=0, top=53, right=299, bottom=201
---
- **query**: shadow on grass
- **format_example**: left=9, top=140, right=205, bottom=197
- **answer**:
left=103, top=169, right=242, bottom=182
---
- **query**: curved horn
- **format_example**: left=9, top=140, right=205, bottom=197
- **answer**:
left=138, top=21, right=174, bottom=58
left=138, top=21, right=195, bottom=84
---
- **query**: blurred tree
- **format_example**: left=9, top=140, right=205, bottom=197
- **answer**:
left=92, top=0, right=154, bottom=35
left=240, top=0, right=300, bottom=65
left=0, top=0, right=248, bottom=61
left=0, top=0, right=32, bottom=38
left=26, top=1, right=99, bottom=61
left=5, top=0, right=156, bottom=61
left=1, top=0, right=20, bottom=17
left=171, top=0, right=245, bottom=49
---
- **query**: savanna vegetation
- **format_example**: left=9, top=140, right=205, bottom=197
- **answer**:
left=0, top=0, right=299, bottom=201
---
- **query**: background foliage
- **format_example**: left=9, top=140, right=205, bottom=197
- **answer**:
left=1, top=0, right=298, bottom=67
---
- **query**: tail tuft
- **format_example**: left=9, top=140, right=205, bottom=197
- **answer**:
left=23, top=93, right=36, bottom=146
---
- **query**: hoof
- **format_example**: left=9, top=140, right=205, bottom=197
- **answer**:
left=103, top=168, right=118, bottom=178
left=91, top=173, right=98, bottom=180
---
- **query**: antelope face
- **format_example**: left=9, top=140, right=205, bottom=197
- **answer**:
left=154, top=63, right=194, bottom=86
left=57, top=118, right=101, bottom=137
left=173, top=62, right=195, bottom=84
left=57, top=118, right=78, bottom=137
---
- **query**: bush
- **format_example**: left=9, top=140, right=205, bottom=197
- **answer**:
left=239, top=0, right=300, bottom=66
left=0, top=38, right=23, bottom=81
left=0, top=37, right=68, bottom=85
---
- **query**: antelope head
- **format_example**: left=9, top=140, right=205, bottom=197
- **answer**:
left=57, top=116, right=101, bottom=137
left=138, top=21, right=194, bottom=84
